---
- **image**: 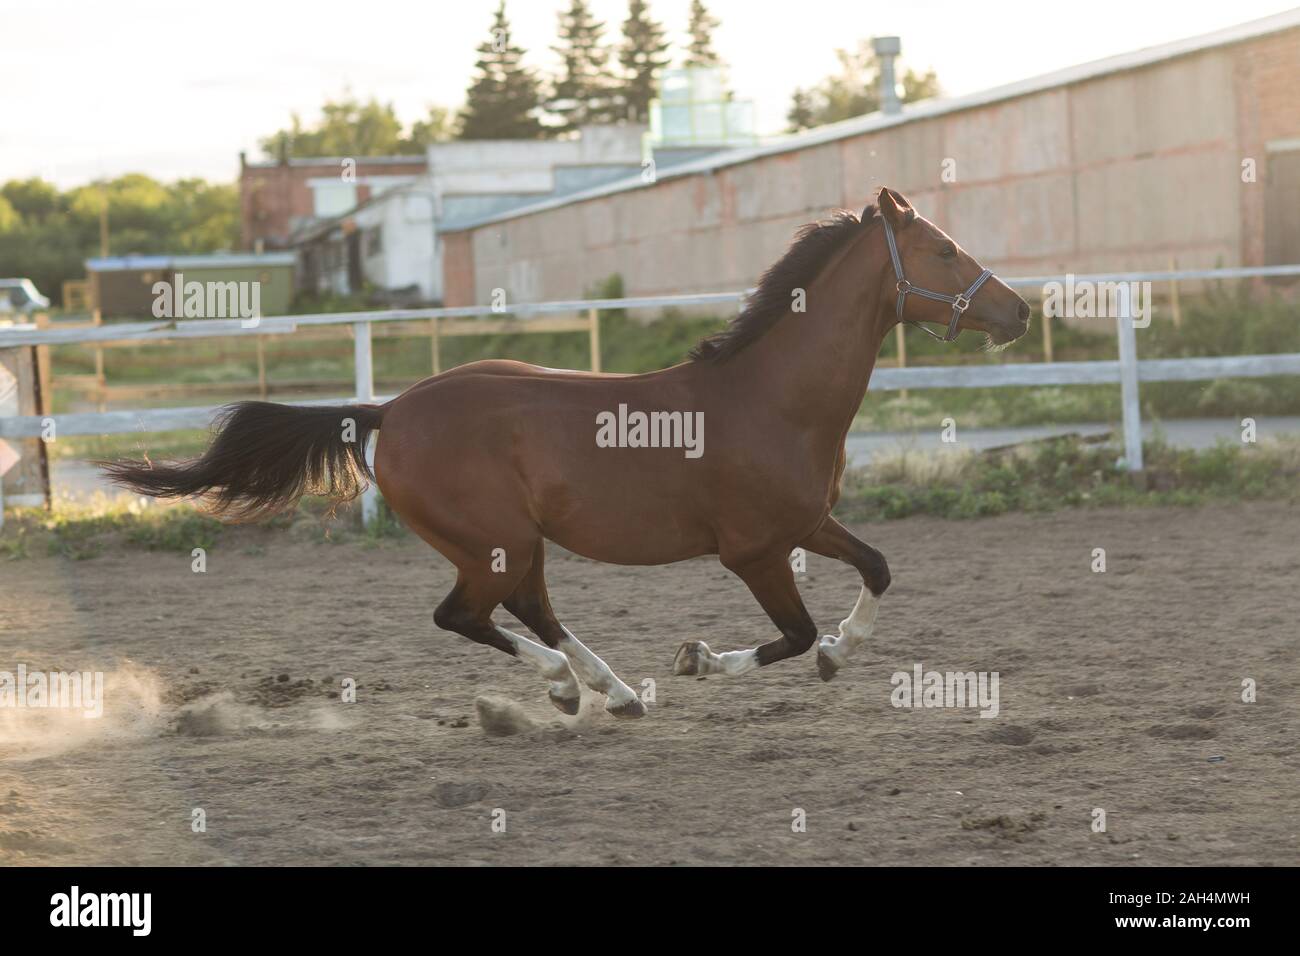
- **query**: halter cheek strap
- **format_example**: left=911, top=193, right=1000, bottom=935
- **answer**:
left=877, top=212, right=994, bottom=342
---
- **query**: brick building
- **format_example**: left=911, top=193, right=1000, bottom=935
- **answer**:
left=238, top=153, right=427, bottom=250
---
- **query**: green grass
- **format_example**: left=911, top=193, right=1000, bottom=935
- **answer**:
left=4, top=436, right=1297, bottom=561
left=18, top=496, right=226, bottom=560
left=852, top=376, right=1300, bottom=431
left=834, top=434, right=1300, bottom=522
left=47, top=428, right=212, bottom=462
left=360, top=500, right=408, bottom=547
left=0, top=492, right=362, bottom=561
left=0, top=526, right=31, bottom=560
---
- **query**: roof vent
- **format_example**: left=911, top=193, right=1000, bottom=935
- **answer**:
left=872, top=36, right=902, bottom=115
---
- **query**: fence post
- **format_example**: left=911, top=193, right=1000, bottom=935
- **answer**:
left=34, top=313, right=52, bottom=508
left=430, top=316, right=441, bottom=375
left=1116, top=282, right=1143, bottom=471
left=1168, top=255, right=1182, bottom=328
left=587, top=307, right=601, bottom=372
left=256, top=336, right=268, bottom=399
left=353, top=321, right=378, bottom=526
left=92, top=308, right=107, bottom=412
left=895, top=322, right=908, bottom=400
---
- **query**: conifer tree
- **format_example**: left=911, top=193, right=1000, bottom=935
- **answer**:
left=549, top=0, right=615, bottom=131
left=684, top=0, right=721, bottom=67
left=616, top=0, right=672, bottom=123
left=459, top=2, right=546, bottom=140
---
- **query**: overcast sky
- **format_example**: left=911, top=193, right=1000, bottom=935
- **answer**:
left=3, top=0, right=1296, bottom=188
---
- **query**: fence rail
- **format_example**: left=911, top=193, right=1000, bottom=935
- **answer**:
left=3, top=262, right=1300, bottom=524
left=6, top=349, right=1300, bottom=442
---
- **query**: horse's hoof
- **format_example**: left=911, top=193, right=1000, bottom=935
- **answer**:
left=817, top=646, right=841, bottom=683
left=548, top=691, right=581, bottom=716
left=606, top=696, right=646, bottom=719
left=673, top=640, right=709, bottom=676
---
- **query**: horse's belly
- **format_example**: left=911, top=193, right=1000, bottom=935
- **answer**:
left=535, top=476, right=716, bottom=566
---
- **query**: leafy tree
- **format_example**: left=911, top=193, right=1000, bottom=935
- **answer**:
left=786, top=40, right=940, bottom=132
left=407, top=106, right=456, bottom=148
left=459, top=1, right=547, bottom=140
left=0, top=195, right=19, bottom=233
left=786, top=88, right=816, bottom=133
left=684, top=0, right=721, bottom=67
left=2, top=178, right=61, bottom=224
left=616, top=0, right=671, bottom=123
left=0, top=175, right=239, bottom=307
left=169, top=179, right=241, bottom=253
left=67, top=174, right=171, bottom=257
left=900, top=68, right=941, bottom=104
left=259, top=94, right=443, bottom=158
left=548, top=0, right=615, bottom=131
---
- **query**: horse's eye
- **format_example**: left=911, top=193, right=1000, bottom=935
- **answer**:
left=940, top=245, right=958, bottom=260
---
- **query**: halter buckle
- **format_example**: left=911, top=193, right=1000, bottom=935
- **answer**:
left=896, top=279, right=912, bottom=295
left=952, top=294, right=971, bottom=313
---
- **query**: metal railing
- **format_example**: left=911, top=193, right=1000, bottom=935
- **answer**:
left=2, top=263, right=1299, bottom=525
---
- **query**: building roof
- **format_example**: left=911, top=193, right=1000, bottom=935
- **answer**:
left=288, top=181, right=436, bottom=246
left=442, top=7, right=1300, bottom=233
left=86, top=253, right=296, bottom=272
left=241, top=155, right=427, bottom=169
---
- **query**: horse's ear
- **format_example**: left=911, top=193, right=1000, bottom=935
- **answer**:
left=877, top=187, right=915, bottom=229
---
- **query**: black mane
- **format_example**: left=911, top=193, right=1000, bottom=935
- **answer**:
left=689, top=208, right=869, bottom=363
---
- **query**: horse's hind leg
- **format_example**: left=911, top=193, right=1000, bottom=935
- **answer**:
left=673, top=551, right=822, bottom=677
left=435, top=566, right=583, bottom=715
left=798, top=516, right=891, bottom=682
left=504, top=542, right=645, bottom=718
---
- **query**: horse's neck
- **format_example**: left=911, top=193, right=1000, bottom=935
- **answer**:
left=723, top=230, right=890, bottom=437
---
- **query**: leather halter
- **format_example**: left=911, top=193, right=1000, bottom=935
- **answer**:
left=877, top=212, right=994, bottom=342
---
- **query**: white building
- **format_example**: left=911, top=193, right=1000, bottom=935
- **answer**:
left=294, top=126, right=648, bottom=304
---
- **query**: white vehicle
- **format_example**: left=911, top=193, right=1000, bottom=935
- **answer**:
left=0, top=278, right=51, bottom=314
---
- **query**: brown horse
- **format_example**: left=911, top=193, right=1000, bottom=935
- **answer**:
left=101, top=187, right=1029, bottom=719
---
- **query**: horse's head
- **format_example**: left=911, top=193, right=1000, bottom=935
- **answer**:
left=876, top=187, right=1030, bottom=347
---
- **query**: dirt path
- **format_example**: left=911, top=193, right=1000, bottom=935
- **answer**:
left=2, top=502, right=1297, bottom=865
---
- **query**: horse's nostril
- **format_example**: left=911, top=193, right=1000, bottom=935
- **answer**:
left=1018, top=301, right=1031, bottom=323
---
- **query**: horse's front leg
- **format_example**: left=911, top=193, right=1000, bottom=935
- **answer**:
left=798, top=517, right=891, bottom=682
left=672, top=551, right=822, bottom=677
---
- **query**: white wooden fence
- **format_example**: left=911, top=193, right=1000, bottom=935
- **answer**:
left=2, top=264, right=1299, bottom=526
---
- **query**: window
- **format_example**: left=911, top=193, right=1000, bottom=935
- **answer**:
left=312, top=183, right=358, bottom=218
left=1265, top=142, right=1300, bottom=269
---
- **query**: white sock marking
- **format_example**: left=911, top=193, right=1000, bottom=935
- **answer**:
left=713, top=648, right=760, bottom=675
left=495, top=625, right=581, bottom=701
left=557, top=626, right=638, bottom=708
left=818, top=587, right=881, bottom=669
left=687, top=642, right=760, bottom=676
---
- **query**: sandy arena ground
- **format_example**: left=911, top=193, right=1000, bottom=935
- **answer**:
left=2, top=502, right=1297, bottom=866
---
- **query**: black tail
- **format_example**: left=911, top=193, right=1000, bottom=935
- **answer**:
left=98, top=401, right=385, bottom=521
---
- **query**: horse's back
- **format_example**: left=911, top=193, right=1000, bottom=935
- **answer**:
left=398, top=358, right=650, bottom=396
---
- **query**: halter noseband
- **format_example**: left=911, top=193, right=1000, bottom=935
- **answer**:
left=878, top=213, right=994, bottom=342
